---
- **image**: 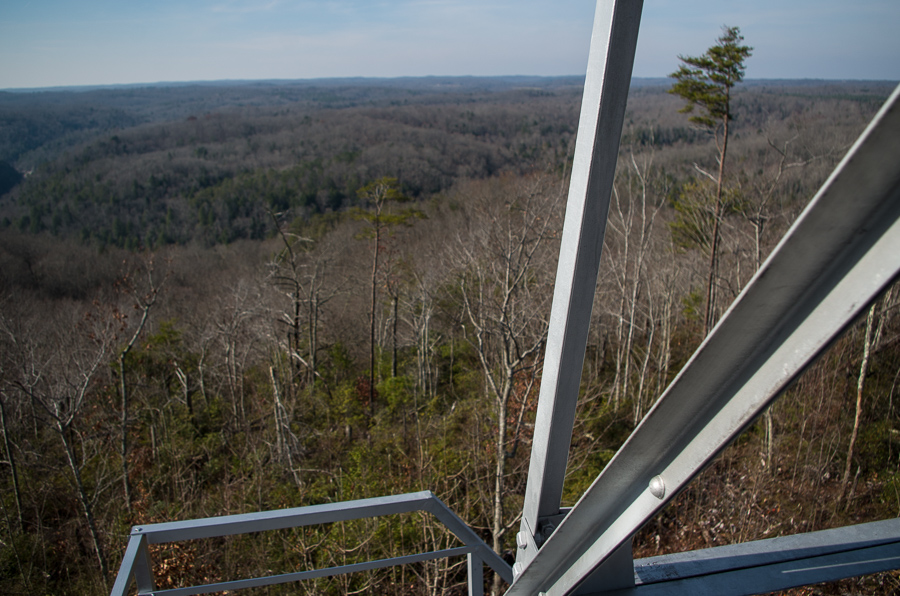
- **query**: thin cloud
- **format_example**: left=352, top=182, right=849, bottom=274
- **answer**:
left=211, top=0, right=283, bottom=14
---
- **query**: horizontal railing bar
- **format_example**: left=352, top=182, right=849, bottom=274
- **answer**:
left=633, top=517, right=900, bottom=586
left=144, top=546, right=476, bottom=596
left=112, top=491, right=512, bottom=596
left=618, top=541, right=900, bottom=596
left=132, top=490, right=435, bottom=544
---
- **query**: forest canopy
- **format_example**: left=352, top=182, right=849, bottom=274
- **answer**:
left=1, top=76, right=899, bottom=595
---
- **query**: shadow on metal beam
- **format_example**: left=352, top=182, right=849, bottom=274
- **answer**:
left=615, top=518, right=900, bottom=596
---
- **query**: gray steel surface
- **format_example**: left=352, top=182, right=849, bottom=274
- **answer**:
left=519, top=0, right=644, bottom=568
left=110, top=491, right=510, bottom=596
left=632, top=517, right=900, bottom=588
left=614, top=518, right=900, bottom=595
left=131, top=490, right=434, bottom=543
left=506, top=82, right=900, bottom=596
left=628, top=542, right=900, bottom=596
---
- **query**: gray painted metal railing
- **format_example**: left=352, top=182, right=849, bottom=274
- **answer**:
left=111, top=2, right=900, bottom=595
left=110, top=491, right=511, bottom=596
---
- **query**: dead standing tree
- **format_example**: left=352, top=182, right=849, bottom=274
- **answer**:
left=114, top=258, right=164, bottom=515
left=353, top=177, right=423, bottom=415
left=451, top=175, right=560, bottom=595
left=9, top=302, right=117, bottom=585
left=606, top=149, right=666, bottom=417
left=841, top=285, right=896, bottom=505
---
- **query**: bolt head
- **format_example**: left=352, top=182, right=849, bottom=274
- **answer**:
left=516, top=531, right=528, bottom=550
left=649, top=475, right=666, bottom=499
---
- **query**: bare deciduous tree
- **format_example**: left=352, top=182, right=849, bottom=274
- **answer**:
left=451, top=174, right=560, bottom=595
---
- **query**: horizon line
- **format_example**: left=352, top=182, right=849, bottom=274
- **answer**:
left=4, top=75, right=899, bottom=94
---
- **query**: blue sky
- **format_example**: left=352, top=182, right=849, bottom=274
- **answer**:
left=1, top=0, right=898, bottom=89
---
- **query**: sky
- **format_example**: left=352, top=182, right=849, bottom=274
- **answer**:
left=1, top=0, right=898, bottom=90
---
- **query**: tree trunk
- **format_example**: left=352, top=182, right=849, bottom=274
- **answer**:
left=308, top=293, right=318, bottom=387
left=703, top=114, right=730, bottom=337
left=634, top=287, right=656, bottom=425
left=119, top=298, right=153, bottom=514
left=841, top=303, right=875, bottom=502
left=391, top=294, right=399, bottom=378
left=491, top=380, right=512, bottom=596
left=841, top=287, right=892, bottom=503
left=369, top=220, right=380, bottom=414
left=118, top=352, right=133, bottom=514
left=292, top=287, right=302, bottom=379
left=59, top=423, right=108, bottom=583
left=0, top=397, right=24, bottom=530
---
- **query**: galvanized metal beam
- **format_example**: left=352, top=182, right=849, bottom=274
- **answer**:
left=634, top=519, right=900, bottom=596
left=620, top=518, right=900, bottom=596
left=506, top=82, right=900, bottom=596
left=469, top=553, right=485, bottom=596
left=518, top=0, right=644, bottom=571
left=628, top=541, right=900, bottom=596
left=132, top=490, right=436, bottom=543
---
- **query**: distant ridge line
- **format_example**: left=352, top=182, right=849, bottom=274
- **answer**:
left=4, top=75, right=898, bottom=94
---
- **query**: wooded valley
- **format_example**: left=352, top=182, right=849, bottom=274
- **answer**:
left=1, top=77, right=899, bottom=595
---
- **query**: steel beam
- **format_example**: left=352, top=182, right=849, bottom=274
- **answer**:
left=620, top=518, right=900, bottom=596
left=132, top=490, right=436, bottom=543
left=518, top=0, right=644, bottom=570
left=469, top=553, right=485, bottom=596
left=506, top=83, right=900, bottom=595
left=634, top=519, right=900, bottom=596
left=627, top=542, right=900, bottom=596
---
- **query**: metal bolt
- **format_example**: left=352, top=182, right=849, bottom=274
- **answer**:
left=513, top=562, right=525, bottom=577
left=649, top=475, right=665, bottom=499
left=516, top=531, right=529, bottom=550
left=135, top=527, right=143, bottom=532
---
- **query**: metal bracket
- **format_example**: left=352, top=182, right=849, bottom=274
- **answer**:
left=516, top=509, right=572, bottom=577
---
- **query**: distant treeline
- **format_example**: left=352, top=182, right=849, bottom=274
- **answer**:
left=0, top=78, right=894, bottom=251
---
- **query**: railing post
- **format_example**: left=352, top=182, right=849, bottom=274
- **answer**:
left=132, top=531, right=155, bottom=594
left=110, top=532, right=154, bottom=596
left=468, top=553, right=484, bottom=596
